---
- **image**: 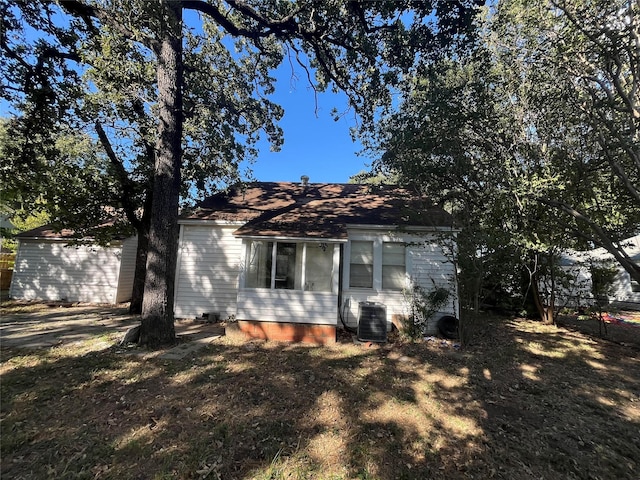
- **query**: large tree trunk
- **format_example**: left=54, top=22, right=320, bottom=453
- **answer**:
left=139, top=3, right=182, bottom=347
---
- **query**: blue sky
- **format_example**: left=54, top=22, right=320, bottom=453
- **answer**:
left=2, top=4, right=376, bottom=186
left=248, top=69, right=374, bottom=184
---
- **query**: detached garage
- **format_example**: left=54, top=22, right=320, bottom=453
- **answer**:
left=9, top=225, right=137, bottom=304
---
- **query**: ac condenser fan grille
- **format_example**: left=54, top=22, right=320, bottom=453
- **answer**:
left=357, top=302, right=387, bottom=342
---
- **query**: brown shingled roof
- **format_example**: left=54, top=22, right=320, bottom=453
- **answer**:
left=182, top=182, right=454, bottom=240
left=16, top=216, right=130, bottom=240
left=15, top=224, right=77, bottom=239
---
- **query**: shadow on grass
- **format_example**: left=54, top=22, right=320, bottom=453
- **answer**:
left=1, top=313, right=639, bottom=479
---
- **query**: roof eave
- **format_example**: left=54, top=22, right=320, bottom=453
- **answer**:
left=234, top=234, right=347, bottom=243
left=346, top=224, right=460, bottom=233
left=178, top=219, right=247, bottom=226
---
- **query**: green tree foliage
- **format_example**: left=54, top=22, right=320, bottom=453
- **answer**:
left=1, top=0, right=481, bottom=345
left=490, top=0, right=640, bottom=282
left=365, top=0, right=639, bottom=320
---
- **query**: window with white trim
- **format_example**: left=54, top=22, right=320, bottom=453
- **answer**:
left=245, top=240, right=333, bottom=292
left=382, top=242, right=406, bottom=290
left=304, top=243, right=333, bottom=292
left=349, top=240, right=374, bottom=288
left=246, top=240, right=273, bottom=288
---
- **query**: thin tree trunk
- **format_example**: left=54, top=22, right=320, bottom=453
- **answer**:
left=129, top=228, right=149, bottom=314
left=139, top=3, right=182, bottom=346
left=129, top=191, right=152, bottom=314
left=532, top=274, right=553, bottom=325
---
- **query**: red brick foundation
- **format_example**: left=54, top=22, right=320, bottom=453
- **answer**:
left=235, top=320, right=336, bottom=345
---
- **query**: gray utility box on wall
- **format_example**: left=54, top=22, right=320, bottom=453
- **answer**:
left=357, top=302, right=387, bottom=343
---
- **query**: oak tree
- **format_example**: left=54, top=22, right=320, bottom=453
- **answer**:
left=1, top=0, right=481, bottom=345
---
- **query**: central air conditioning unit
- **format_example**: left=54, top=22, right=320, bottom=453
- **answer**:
left=357, top=302, right=387, bottom=343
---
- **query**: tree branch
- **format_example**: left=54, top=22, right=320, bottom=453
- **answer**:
left=535, top=196, right=640, bottom=282
left=181, top=0, right=278, bottom=38
left=94, top=121, right=142, bottom=231
left=59, top=0, right=161, bottom=53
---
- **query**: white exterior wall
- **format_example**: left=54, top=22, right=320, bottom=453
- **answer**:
left=174, top=223, right=243, bottom=319
left=236, top=241, right=341, bottom=325
left=9, top=239, right=125, bottom=303
left=555, top=264, right=595, bottom=308
left=608, top=263, right=640, bottom=308
left=115, top=236, right=138, bottom=303
left=560, top=236, right=640, bottom=309
left=596, top=236, right=640, bottom=308
left=342, top=229, right=458, bottom=334
left=237, top=290, right=338, bottom=325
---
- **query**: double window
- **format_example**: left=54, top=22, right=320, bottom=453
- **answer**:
left=349, top=240, right=406, bottom=291
left=245, top=240, right=334, bottom=292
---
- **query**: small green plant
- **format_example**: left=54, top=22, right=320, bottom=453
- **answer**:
left=589, top=260, right=617, bottom=336
left=403, top=284, right=450, bottom=340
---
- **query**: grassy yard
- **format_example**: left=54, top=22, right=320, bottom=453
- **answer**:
left=1, top=312, right=639, bottom=479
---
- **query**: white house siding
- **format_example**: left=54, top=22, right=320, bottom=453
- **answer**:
left=556, top=264, right=595, bottom=308
left=237, top=289, right=339, bottom=325
left=408, top=237, right=459, bottom=318
left=10, top=239, right=124, bottom=303
left=556, top=237, right=640, bottom=309
left=174, top=224, right=243, bottom=319
left=603, top=247, right=640, bottom=308
left=608, top=263, right=640, bottom=308
left=115, top=236, right=138, bottom=303
left=601, top=237, right=640, bottom=309
left=341, top=291, right=407, bottom=329
left=342, top=230, right=458, bottom=334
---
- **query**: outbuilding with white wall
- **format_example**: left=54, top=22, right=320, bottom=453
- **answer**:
left=9, top=225, right=137, bottom=304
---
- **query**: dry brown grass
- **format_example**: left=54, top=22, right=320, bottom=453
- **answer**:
left=1, top=313, right=639, bottom=479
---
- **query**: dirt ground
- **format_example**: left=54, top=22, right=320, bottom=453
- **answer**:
left=1, top=303, right=639, bottom=479
left=556, top=313, right=640, bottom=349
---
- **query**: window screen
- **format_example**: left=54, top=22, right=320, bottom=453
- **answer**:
left=382, top=242, right=405, bottom=290
left=245, top=241, right=273, bottom=288
left=350, top=241, right=373, bottom=288
left=305, top=243, right=333, bottom=292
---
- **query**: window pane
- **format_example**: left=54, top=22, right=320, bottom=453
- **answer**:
left=350, top=264, right=373, bottom=288
left=383, top=243, right=405, bottom=265
left=382, top=265, right=405, bottom=290
left=350, top=241, right=373, bottom=288
left=246, top=241, right=272, bottom=288
left=275, top=243, right=297, bottom=289
left=305, top=243, right=333, bottom=292
left=382, top=242, right=405, bottom=290
left=350, top=241, right=374, bottom=265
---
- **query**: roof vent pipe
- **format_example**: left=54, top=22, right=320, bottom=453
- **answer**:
left=300, top=175, right=310, bottom=186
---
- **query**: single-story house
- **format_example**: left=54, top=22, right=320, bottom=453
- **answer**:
left=555, top=235, right=640, bottom=309
left=9, top=225, right=137, bottom=304
left=10, top=181, right=460, bottom=343
left=173, top=181, right=459, bottom=343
